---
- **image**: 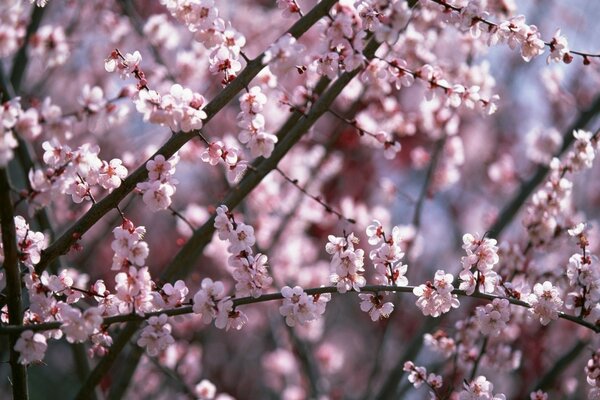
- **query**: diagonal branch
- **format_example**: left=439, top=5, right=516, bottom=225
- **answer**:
left=30, top=0, right=339, bottom=279
left=488, top=93, right=600, bottom=238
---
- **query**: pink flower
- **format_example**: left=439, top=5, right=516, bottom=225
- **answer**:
left=359, top=293, right=394, bottom=321
left=137, top=314, right=175, bottom=356
left=98, top=159, right=128, bottom=190
left=527, top=281, right=563, bottom=325
left=15, top=330, right=47, bottom=365
left=193, top=278, right=226, bottom=323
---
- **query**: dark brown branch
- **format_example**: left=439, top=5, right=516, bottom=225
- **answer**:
left=0, top=168, right=29, bottom=399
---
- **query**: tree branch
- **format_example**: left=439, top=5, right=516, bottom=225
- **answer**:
left=0, top=168, right=29, bottom=400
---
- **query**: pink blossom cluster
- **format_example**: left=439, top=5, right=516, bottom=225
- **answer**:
left=0, top=3, right=25, bottom=58
left=137, top=314, right=175, bottom=356
left=192, top=277, right=247, bottom=331
left=0, top=98, right=24, bottom=166
left=135, top=83, right=208, bottom=133
left=358, top=293, right=394, bottom=322
left=459, top=232, right=500, bottom=295
left=458, top=375, right=506, bottom=400
left=136, top=154, right=179, bottom=212
left=279, top=286, right=331, bottom=327
left=587, top=350, right=600, bottom=399
left=0, top=216, right=46, bottom=267
left=413, top=269, right=460, bottom=317
left=366, top=219, right=408, bottom=286
left=214, top=205, right=273, bottom=298
left=160, top=0, right=246, bottom=84
left=326, top=232, right=366, bottom=293
left=30, top=25, right=69, bottom=67
left=29, top=139, right=128, bottom=206
left=523, top=130, right=598, bottom=246
left=432, top=0, right=574, bottom=64
left=403, top=361, right=443, bottom=396
left=565, top=228, right=600, bottom=322
left=110, top=219, right=149, bottom=270
left=526, top=281, right=563, bottom=326
left=200, top=139, right=248, bottom=183
left=475, top=298, right=511, bottom=337
left=237, top=86, right=278, bottom=158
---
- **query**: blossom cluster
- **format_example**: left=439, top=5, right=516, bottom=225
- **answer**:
left=475, top=298, right=511, bottom=337
left=28, top=138, right=128, bottom=208
left=110, top=219, right=149, bottom=271
left=134, top=83, right=208, bottom=133
left=0, top=216, right=46, bottom=268
left=523, top=130, right=598, bottom=246
left=192, top=277, right=247, bottom=331
left=279, top=286, right=331, bottom=327
left=526, top=281, right=563, bottom=326
left=403, top=361, right=443, bottom=396
left=458, top=375, right=506, bottom=400
left=459, top=233, right=500, bottom=295
left=160, top=0, right=246, bottom=84
left=237, top=86, right=278, bottom=158
left=587, top=350, right=600, bottom=400
left=137, top=314, right=175, bottom=357
left=200, top=139, right=248, bottom=183
left=413, top=270, right=460, bottom=317
left=326, top=233, right=366, bottom=293
left=565, top=229, right=600, bottom=322
left=433, top=0, right=575, bottom=64
left=214, top=205, right=273, bottom=298
left=365, top=220, right=408, bottom=286
left=136, top=154, right=179, bottom=212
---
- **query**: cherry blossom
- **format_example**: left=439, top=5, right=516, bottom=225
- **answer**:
left=14, top=331, right=47, bottom=365
left=527, top=281, right=564, bottom=326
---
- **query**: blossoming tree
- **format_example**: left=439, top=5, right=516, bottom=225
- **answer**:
left=1, top=0, right=600, bottom=399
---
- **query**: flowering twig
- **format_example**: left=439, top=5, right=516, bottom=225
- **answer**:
left=428, top=0, right=600, bottom=63
left=488, top=106, right=600, bottom=238
left=30, top=0, right=340, bottom=279
left=2, top=284, right=598, bottom=335
left=275, top=166, right=355, bottom=223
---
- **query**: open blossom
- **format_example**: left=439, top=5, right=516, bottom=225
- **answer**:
left=105, top=50, right=142, bottom=79
left=527, top=281, right=563, bottom=325
left=239, top=86, right=267, bottom=114
left=459, top=376, right=505, bottom=400
left=547, top=29, right=571, bottom=64
left=193, top=278, right=226, bottom=323
left=114, top=266, right=154, bottom=315
left=359, top=293, right=394, bottom=321
left=15, top=331, right=48, bottom=365
left=152, top=280, right=189, bottom=309
left=98, top=159, right=128, bottom=190
left=138, top=180, right=176, bottom=211
left=403, top=361, right=443, bottom=392
left=195, top=379, right=217, bottom=400
left=214, top=297, right=248, bottom=331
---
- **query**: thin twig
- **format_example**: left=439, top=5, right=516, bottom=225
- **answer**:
left=275, top=167, right=355, bottom=223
